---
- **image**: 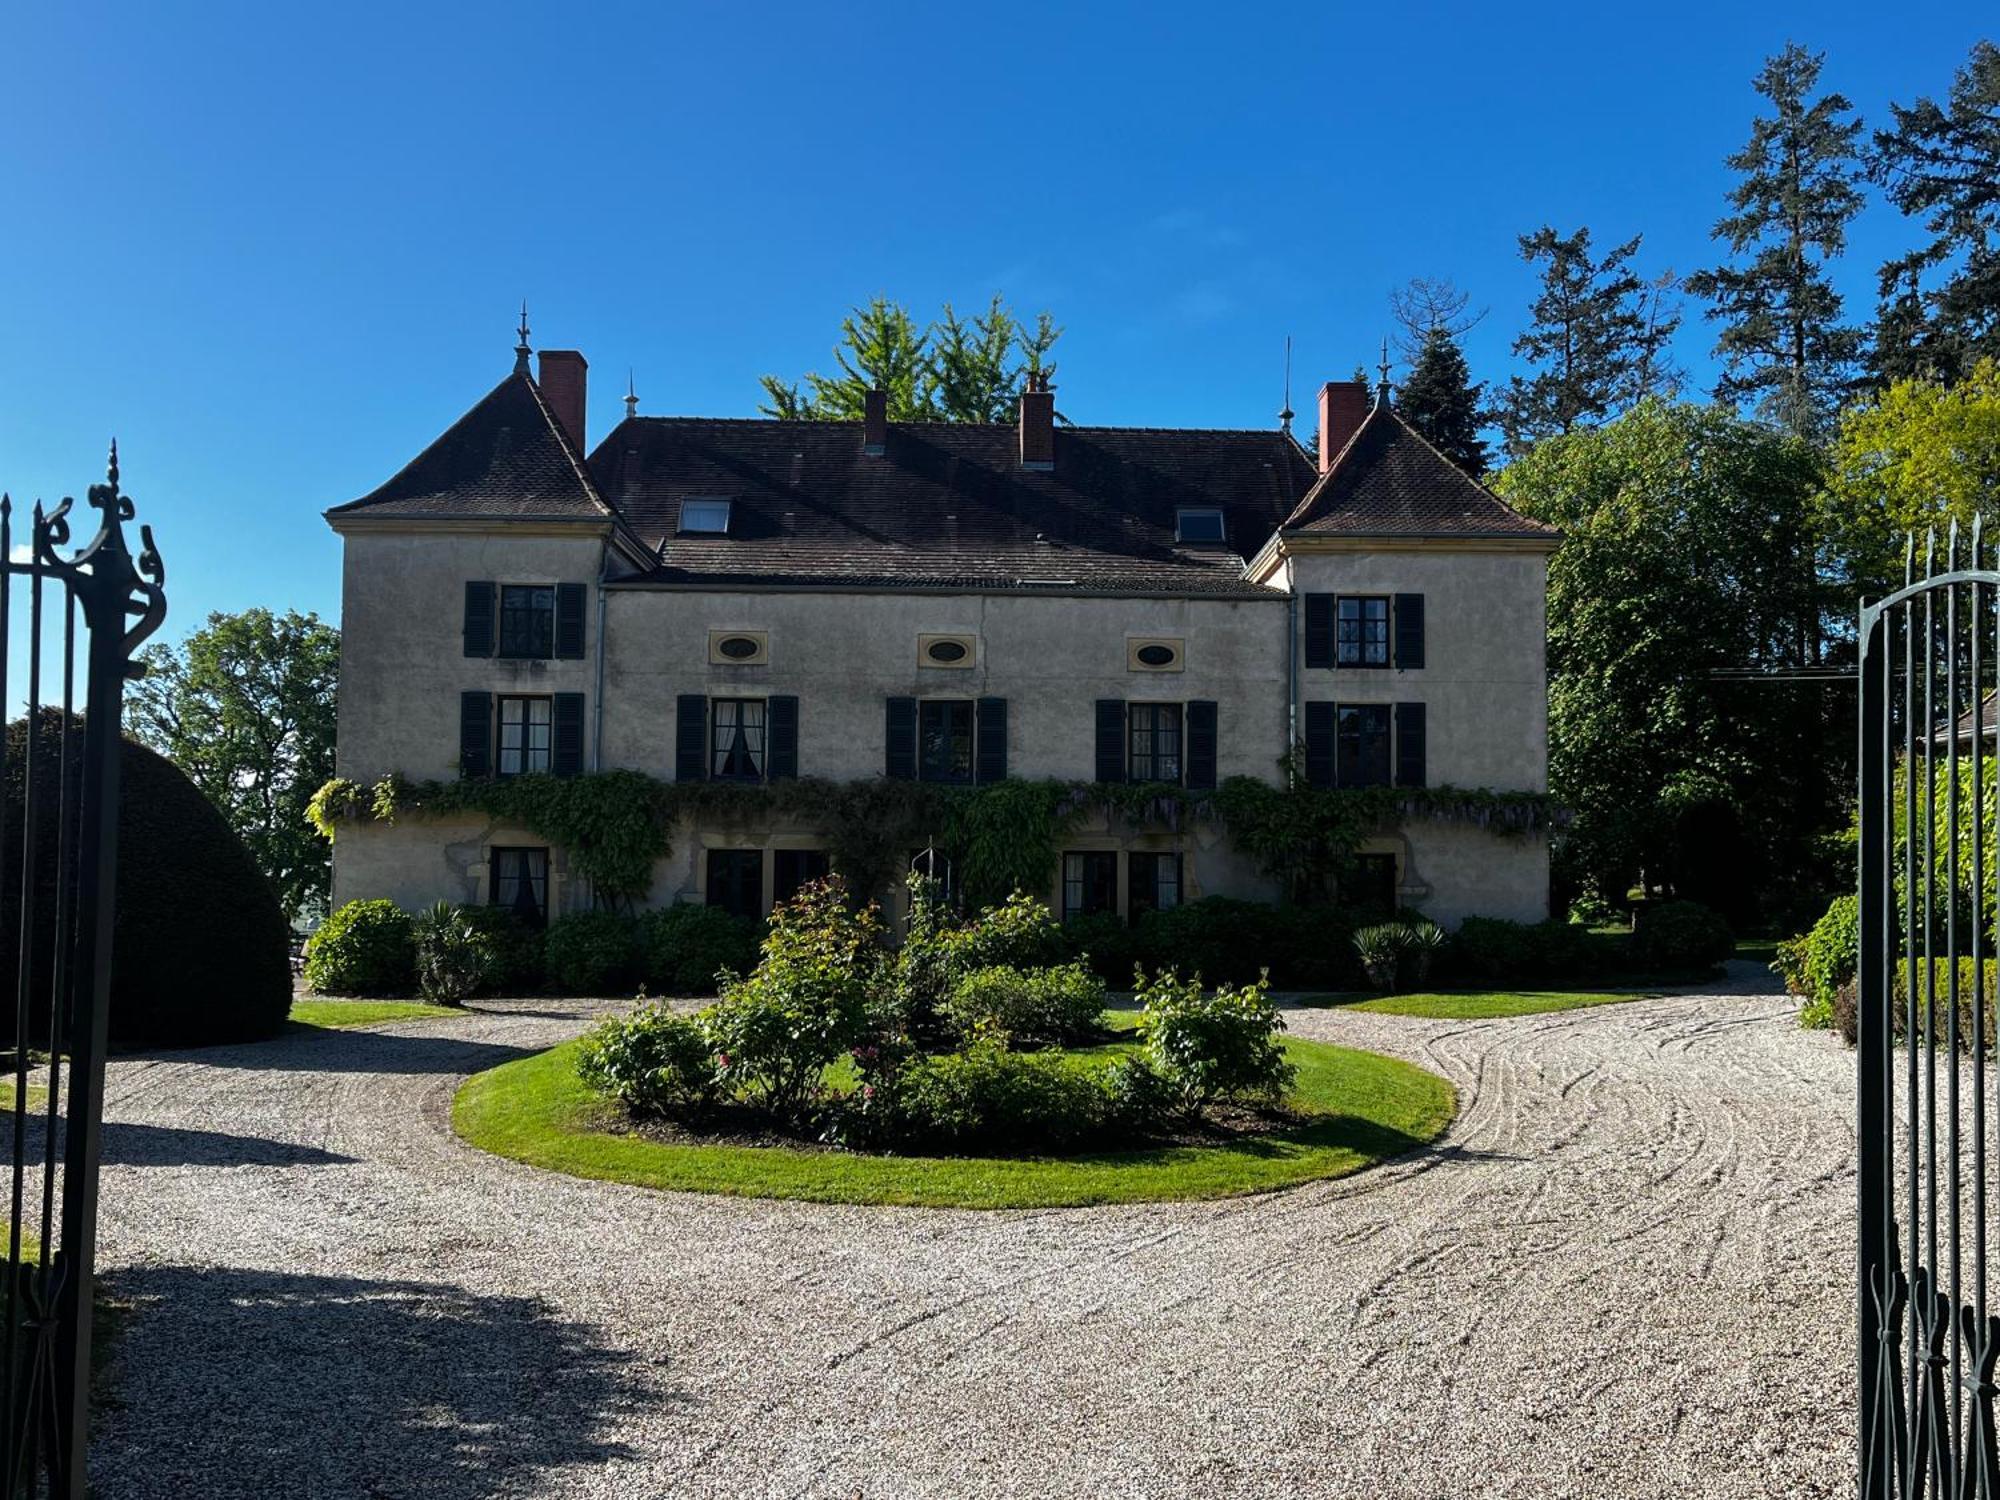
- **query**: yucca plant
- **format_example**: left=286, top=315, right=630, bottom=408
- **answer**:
left=1404, top=921, right=1445, bottom=988
left=1353, top=924, right=1410, bottom=992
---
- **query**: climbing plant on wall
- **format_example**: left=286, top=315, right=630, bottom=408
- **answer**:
left=308, top=768, right=1560, bottom=911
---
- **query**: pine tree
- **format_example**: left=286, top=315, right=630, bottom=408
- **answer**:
left=1497, top=226, right=1650, bottom=455
left=1871, top=40, right=2000, bottom=384
left=1686, top=43, right=1865, bottom=440
left=760, top=296, right=1061, bottom=421
left=1397, top=324, right=1489, bottom=476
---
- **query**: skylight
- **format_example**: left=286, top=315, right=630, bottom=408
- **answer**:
left=678, top=497, right=733, bottom=535
left=1175, top=507, right=1225, bottom=543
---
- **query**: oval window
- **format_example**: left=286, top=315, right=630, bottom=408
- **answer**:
left=926, top=639, right=969, bottom=664
left=1136, top=644, right=1177, bottom=667
left=718, top=635, right=761, bottom=660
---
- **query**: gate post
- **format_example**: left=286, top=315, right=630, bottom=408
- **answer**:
left=1857, top=601, right=1889, bottom=1499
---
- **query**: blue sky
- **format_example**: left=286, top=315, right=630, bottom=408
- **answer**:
left=0, top=2, right=1988, bottom=647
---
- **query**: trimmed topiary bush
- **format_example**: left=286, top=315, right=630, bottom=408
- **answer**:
left=861, top=1034, right=1117, bottom=1154
left=304, top=899, right=416, bottom=997
left=0, top=715, right=292, bottom=1046
left=543, top=910, right=642, bottom=995
left=640, top=903, right=758, bottom=995
left=457, top=904, right=545, bottom=994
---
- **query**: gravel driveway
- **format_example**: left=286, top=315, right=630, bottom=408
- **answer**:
left=86, top=965, right=1855, bottom=1498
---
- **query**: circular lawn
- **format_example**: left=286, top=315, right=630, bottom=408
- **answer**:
left=453, top=1021, right=1454, bottom=1210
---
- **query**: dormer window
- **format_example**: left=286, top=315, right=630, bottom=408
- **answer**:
left=678, top=498, right=733, bottom=534
left=1175, top=507, right=1225, bottom=543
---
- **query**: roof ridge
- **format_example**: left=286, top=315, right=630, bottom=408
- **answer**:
left=518, top=372, right=616, bottom=518
left=621, top=414, right=1304, bottom=438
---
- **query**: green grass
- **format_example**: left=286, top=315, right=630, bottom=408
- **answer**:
left=1310, top=989, right=1653, bottom=1019
left=289, top=999, right=461, bottom=1030
left=1734, top=936, right=1780, bottom=964
left=452, top=1019, right=1455, bottom=1210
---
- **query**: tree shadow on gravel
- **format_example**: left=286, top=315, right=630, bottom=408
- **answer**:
left=90, top=1265, right=655, bottom=1499
left=95, top=1121, right=359, bottom=1168
left=129, top=1031, right=537, bottom=1077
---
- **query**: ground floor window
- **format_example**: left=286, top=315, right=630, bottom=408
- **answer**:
left=706, top=849, right=764, bottom=919
left=1347, top=852, right=1398, bottom=916
left=1127, top=851, right=1181, bottom=924
left=772, top=848, right=830, bottom=908
left=1062, top=851, right=1117, bottom=922
left=491, top=846, right=550, bottom=925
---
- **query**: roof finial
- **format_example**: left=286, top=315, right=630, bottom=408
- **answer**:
left=514, top=300, right=532, bottom=376
left=624, top=369, right=639, bottom=420
left=1278, top=335, right=1294, bottom=434
left=1375, top=336, right=1392, bottom=406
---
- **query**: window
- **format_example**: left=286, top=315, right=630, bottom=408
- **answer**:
left=1062, top=852, right=1117, bottom=922
left=919, top=700, right=974, bottom=783
left=1348, top=853, right=1398, bottom=916
left=678, top=498, right=732, bottom=534
left=1128, top=639, right=1182, bottom=671
left=1175, top=507, right=1226, bottom=543
left=706, top=849, right=763, bottom=919
left=1128, top=703, right=1183, bottom=784
left=1337, top=704, right=1392, bottom=788
left=1128, top=852, right=1181, bottom=925
left=772, top=848, right=831, bottom=908
left=710, top=699, right=767, bottom=780
left=491, top=847, right=550, bottom=926
left=496, top=696, right=553, bottom=776
left=920, top=634, right=976, bottom=668
left=1337, top=596, right=1390, bottom=668
left=498, top=585, right=555, bottom=659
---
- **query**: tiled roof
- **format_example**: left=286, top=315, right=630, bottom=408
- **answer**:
left=327, top=373, right=612, bottom=523
left=1283, top=403, right=1558, bottom=540
left=589, top=417, right=1317, bottom=596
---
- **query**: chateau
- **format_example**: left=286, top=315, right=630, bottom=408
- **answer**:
left=324, top=335, right=1558, bottom=929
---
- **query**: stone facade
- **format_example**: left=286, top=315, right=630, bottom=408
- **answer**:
left=325, top=357, right=1558, bottom=929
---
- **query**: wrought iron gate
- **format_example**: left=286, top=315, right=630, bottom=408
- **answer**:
left=0, top=448, right=164, bottom=1497
left=1859, top=524, right=2000, bottom=1497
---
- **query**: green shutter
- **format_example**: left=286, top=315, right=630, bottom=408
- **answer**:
left=1395, top=702, right=1427, bottom=788
left=1303, top=593, right=1334, bottom=669
left=1185, top=700, right=1217, bottom=789
left=463, top=582, right=496, bottom=658
left=676, top=695, right=708, bottom=781
left=1094, top=700, right=1125, bottom=784
left=553, top=693, right=585, bottom=776
left=975, top=697, right=1007, bottom=783
left=1394, top=594, right=1425, bottom=670
left=555, top=583, right=587, bottom=659
left=885, top=697, right=918, bottom=779
left=767, top=695, right=799, bottom=781
left=459, top=691, right=492, bottom=778
left=1303, top=702, right=1335, bottom=788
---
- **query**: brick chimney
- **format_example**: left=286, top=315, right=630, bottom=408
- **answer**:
left=538, top=350, right=588, bottom=452
left=863, top=388, right=887, bottom=455
left=1019, top=373, right=1054, bottom=470
left=1317, top=379, right=1370, bottom=474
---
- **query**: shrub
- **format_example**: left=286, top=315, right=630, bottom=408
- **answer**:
left=577, top=1003, right=722, bottom=1119
left=1353, top=924, right=1405, bottom=990
left=953, top=891, right=1069, bottom=972
left=0, top=720, right=293, bottom=1046
left=1102, top=1053, right=1176, bottom=1133
left=1135, top=969, right=1294, bottom=1113
left=1630, top=900, right=1733, bottom=973
left=1062, top=912, right=1140, bottom=987
left=304, top=899, right=416, bottom=997
left=543, top=911, right=643, bottom=995
left=641, top=904, right=758, bottom=995
left=866, top=1034, right=1115, bottom=1154
left=706, top=876, right=885, bottom=1125
left=411, top=902, right=486, bottom=1005
left=1829, top=963, right=2000, bottom=1049
left=457, top=905, right=545, bottom=994
left=942, top=963, right=1106, bottom=1048
left=1780, top=895, right=1858, bottom=1028
left=1442, top=917, right=1597, bottom=986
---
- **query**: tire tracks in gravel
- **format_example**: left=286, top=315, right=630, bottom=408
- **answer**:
left=87, top=975, right=1869, bottom=1499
